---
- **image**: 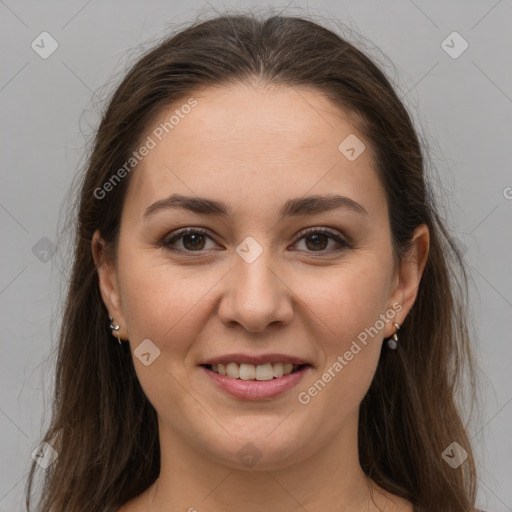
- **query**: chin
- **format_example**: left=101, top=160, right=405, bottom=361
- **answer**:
left=201, top=427, right=315, bottom=471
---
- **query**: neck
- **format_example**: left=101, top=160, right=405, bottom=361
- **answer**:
left=141, top=414, right=405, bottom=512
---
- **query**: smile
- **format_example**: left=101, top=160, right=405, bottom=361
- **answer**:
left=200, top=363, right=312, bottom=400
left=206, top=362, right=304, bottom=380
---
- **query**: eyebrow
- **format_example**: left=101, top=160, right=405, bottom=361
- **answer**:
left=143, top=193, right=368, bottom=220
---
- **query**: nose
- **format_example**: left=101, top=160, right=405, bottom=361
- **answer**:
left=217, top=247, right=294, bottom=333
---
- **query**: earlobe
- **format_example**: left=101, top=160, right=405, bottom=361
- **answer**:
left=91, top=230, right=127, bottom=338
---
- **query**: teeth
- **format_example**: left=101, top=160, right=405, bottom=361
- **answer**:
left=273, top=362, right=284, bottom=378
left=210, top=362, right=302, bottom=380
left=256, top=363, right=274, bottom=381
left=239, top=363, right=256, bottom=380
left=226, top=362, right=239, bottom=379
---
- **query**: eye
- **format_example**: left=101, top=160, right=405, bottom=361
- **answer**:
left=160, top=227, right=350, bottom=254
left=292, top=228, right=349, bottom=253
left=162, top=228, right=218, bottom=252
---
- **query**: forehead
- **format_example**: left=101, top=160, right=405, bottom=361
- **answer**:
left=123, top=83, right=385, bottom=219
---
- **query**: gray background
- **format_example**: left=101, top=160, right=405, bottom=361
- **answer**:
left=1, top=0, right=511, bottom=510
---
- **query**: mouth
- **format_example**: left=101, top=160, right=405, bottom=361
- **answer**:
left=201, top=362, right=309, bottom=381
left=199, top=360, right=312, bottom=400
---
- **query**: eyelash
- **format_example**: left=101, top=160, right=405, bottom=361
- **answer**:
left=160, top=227, right=351, bottom=255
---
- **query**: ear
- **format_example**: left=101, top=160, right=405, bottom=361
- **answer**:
left=384, top=223, right=430, bottom=338
left=91, top=229, right=128, bottom=340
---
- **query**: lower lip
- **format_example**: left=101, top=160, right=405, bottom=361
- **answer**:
left=200, top=365, right=311, bottom=400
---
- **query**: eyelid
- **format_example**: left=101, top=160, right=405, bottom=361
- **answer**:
left=294, top=226, right=345, bottom=241
left=162, top=227, right=216, bottom=246
left=291, top=227, right=351, bottom=251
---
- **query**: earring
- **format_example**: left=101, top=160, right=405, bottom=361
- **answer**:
left=109, top=317, right=122, bottom=345
left=387, top=322, right=400, bottom=350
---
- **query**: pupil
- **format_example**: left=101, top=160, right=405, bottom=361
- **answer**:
left=184, top=233, right=205, bottom=250
left=306, top=233, right=327, bottom=251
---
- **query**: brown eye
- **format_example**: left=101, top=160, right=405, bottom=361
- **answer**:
left=293, top=228, right=349, bottom=253
left=163, top=228, right=217, bottom=252
left=304, top=232, right=330, bottom=251
left=160, top=227, right=350, bottom=255
left=181, top=232, right=207, bottom=251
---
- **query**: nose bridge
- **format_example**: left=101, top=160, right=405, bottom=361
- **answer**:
left=236, top=243, right=276, bottom=293
left=219, top=235, right=293, bottom=331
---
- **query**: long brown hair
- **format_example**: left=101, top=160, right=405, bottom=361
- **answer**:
left=25, top=12, right=479, bottom=512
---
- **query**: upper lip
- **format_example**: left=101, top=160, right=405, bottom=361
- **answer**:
left=200, top=353, right=311, bottom=366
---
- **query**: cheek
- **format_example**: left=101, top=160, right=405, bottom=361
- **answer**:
left=293, top=256, right=392, bottom=409
left=301, top=256, right=392, bottom=345
left=116, top=247, right=214, bottom=420
left=118, top=238, right=393, bottom=351
left=117, top=244, right=216, bottom=353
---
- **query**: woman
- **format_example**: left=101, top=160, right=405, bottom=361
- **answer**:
left=25, top=13, right=482, bottom=512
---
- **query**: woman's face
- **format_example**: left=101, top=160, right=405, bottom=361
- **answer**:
left=95, top=83, right=427, bottom=470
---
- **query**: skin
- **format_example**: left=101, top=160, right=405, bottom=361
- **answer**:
left=92, top=82, right=429, bottom=512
